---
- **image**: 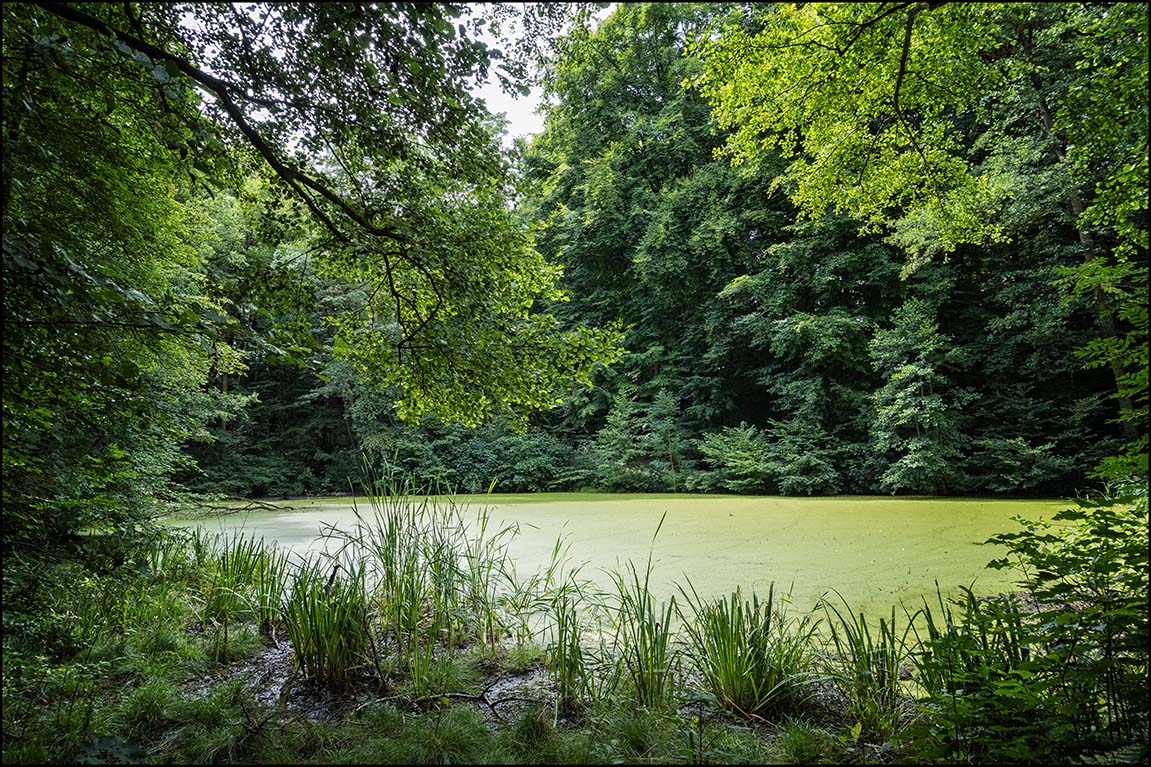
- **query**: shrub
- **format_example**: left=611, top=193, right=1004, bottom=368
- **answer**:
left=695, top=423, right=774, bottom=494
left=907, top=487, right=1149, bottom=762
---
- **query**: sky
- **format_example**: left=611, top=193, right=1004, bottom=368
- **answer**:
left=468, top=3, right=615, bottom=147
left=468, top=3, right=548, bottom=148
left=472, top=77, right=546, bottom=147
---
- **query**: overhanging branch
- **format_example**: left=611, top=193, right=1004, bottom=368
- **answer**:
left=38, top=2, right=408, bottom=247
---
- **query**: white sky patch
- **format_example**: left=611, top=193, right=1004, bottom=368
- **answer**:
left=467, top=2, right=614, bottom=148
left=472, top=78, right=546, bottom=148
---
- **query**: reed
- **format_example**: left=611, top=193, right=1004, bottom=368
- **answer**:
left=611, top=557, right=679, bottom=709
left=282, top=559, right=373, bottom=684
left=318, top=465, right=537, bottom=686
left=819, top=592, right=917, bottom=740
left=678, top=582, right=817, bottom=720
left=195, top=532, right=273, bottom=661
left=547, top=591, right=592, bottom=711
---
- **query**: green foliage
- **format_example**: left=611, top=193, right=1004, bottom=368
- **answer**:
left=766, top=420, right=844, bottom=497
left=695, top=423, right=772, bottom=494
left=908, top=488, right=1149, bottom=762
left=819, top=596, right=917, bottom=742
left=692, top=4, right=1146, bottom=262
left=611, top=556, right=680, bottom=710
left=4, top=2, right=622, bottom=550
left=909, top=588, right=1054, bottom=762
left=691, top=1, right=1147, bottom=483
left=191, top=531, right=289, bottom=662
left=547, top=593, right=594, bottom=712
left=342, top=483, right=517, bottom=657
left=1056, top=260, right=1149, bottom=480
left=774, top=721, right=842, bottom=765
left=283, top=560, right=373, bottom=684
left=869, top=299, right=971, bottom=494
left=2, top=4, right=243, bottom=542
left=589, top=387, right=695, bottom=492
left=511, top=2, right=1132, bottom=498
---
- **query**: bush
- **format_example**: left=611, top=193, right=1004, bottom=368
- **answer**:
left=695, top=423, right=774, bottom=494
left=907, top=486, right=1149, bottom=762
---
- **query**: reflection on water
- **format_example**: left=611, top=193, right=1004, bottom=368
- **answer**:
left=166, top=493, right=1064, bottom=619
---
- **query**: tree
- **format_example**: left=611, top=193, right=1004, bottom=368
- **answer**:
left=3, top=5, right=245, bottom=541
left=3, top=2, right=621, bottom=540
left=695, top=423, right=772, bottom=494
left=16, top=2, right=620, bottom=423
left=691, top=2, right=1148, bottom=478
left=523, top=3, right=794, bottom=437
left=869, top=299, right=972, bottom=494
left=509, top=2, right=1126, bottom=496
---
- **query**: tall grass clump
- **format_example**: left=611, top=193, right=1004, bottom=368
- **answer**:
left=250, top=544, right=291, bottom=635
left=679, top=582, right=817, bottom=720
left=139, top=527, right=194, bottom=580
left=283, top=560, right=373, bottom=684
left=819, top=593, right=917, bottom=741
left=333, top=482, right=518, bottom=655
left=547, top=591, right=592, bottom=712
left=500, top=535, right=581, bottom=648
left=611, top=557, right=679, bottom=709
left=194, top=532, right=285, bottom=660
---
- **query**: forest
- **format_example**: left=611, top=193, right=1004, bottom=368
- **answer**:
left=2, top=2, right=1147, bottom=764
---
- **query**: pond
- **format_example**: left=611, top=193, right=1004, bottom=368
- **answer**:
left=166, top=493, right=1067, bottom=619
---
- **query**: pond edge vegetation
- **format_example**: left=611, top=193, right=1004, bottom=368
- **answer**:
left=2, top=473, right=1146, bottom=765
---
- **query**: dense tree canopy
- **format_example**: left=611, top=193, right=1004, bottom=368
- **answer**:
left=2, top=2, right=1146, bottom=521
left=692, top=2, right=1147, bottom=475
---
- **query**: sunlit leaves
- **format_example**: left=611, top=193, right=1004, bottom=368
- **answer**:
left=691, top=3, right=1147, bottom=269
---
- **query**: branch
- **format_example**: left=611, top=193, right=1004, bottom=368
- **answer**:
left=405, top=675, right=550, bottom=723
left=37, top=2, right=408, bottom=247
left=835, top=2, right=917, bottom=55
left=891, top=3, right=944, bottom=194
left=892, top=3, right=927, bottom=117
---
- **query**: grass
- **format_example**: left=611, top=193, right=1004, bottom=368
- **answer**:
left=610, top=514, right=681, bottom=710
left=325, top=470, right=527, bottom=661
left=282, top=558, right=374, bottom=684
left=819, top=591, right=918, bottom=741
left=547, top=591, right=592, bottom=711
left=194, top=531, right=290, bottom=661
left=678, top=581, right=819, bottom=720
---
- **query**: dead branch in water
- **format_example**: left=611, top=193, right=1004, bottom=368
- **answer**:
left=169, top=497, right=297, bottom=516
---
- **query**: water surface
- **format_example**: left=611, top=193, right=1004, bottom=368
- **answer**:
left=167, top=493, right=1065, bottom=617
